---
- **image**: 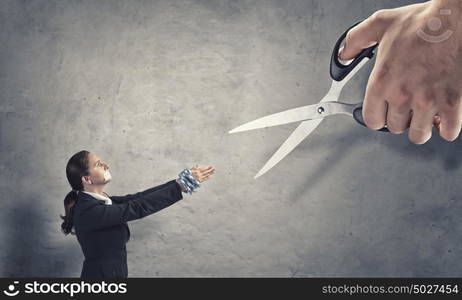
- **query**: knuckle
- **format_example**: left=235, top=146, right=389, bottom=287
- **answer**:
left=344, top=31, right=352, bottom=45
left=391, top=85, right=411, bottom=108
left=370, top=9, right=389, bottom=25
left=424, top=88, right=437, bottom=101
left=440, top=128, right=460, bottom=142
left=362, top=108, right=385, bottom=130
left=440, top=133, right=458, bottom=142
left=444, top=88, right=461, bottom=109
left=386, top=118, right=407, bottom=134
left=409, top=128, right=431, bottom=144
left=445, top=97, right=460, bottom=109
left=414, top=97, right=436, bottom=111
left=365, top=120, right=385, bottom=131
left=373, top=64, right=391, bottom=83
left=387, top=125, right=405, bottom=134
left=409, top=136, right=426, bottom=145
left=389, top=99, right=409, bottom=113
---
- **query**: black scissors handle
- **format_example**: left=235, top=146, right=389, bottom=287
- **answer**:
left=330, top=21, right=389, bottom=132
left=330, top=20, right=377, bottom=81
left=352, top=106, right=389, bottom=132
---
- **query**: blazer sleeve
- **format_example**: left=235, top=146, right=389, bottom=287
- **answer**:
left=75, top=179, right=183, bottom=231
left=109, top=179, right=179, bottom=204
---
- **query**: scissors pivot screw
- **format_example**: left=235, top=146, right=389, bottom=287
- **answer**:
left=317, top=106, right=325, bottom=114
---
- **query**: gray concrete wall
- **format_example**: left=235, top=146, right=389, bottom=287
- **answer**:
left=1, top=0, right=461, bottom=277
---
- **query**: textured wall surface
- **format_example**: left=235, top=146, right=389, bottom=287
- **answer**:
left=2, top=0, right=461, bottom=277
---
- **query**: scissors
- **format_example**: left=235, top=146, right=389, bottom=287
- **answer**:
left=228, top=21, right=390, bottom=179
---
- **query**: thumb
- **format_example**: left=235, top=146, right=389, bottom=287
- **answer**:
left=339, top=11, right=389, bottom=61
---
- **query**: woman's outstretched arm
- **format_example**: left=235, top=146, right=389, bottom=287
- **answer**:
left=109, top=180, right=185, bottom=204
left=74, top=179, right=183, bottom=231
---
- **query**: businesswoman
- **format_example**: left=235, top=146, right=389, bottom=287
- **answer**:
left=60, top=150, right=215, bottom=278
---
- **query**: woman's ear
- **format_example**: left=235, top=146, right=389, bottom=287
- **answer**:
left=81, top=175, right=93, bottom=185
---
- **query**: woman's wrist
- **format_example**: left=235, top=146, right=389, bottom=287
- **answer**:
left=175, top=179, right=187, bottom=193
left=176, top=168, right=201, bottom=194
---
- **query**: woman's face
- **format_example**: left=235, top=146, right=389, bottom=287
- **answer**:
left=82, top=153, right=112, bottom=186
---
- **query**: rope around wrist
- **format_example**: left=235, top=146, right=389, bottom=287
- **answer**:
left=177, top=168, right=201, bottom=194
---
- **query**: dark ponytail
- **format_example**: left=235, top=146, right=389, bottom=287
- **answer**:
left=60, top=150, right=90, bottom=235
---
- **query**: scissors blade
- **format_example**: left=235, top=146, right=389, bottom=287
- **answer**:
left=229, top=104, right=321, bottom=134
left=254, top=118, right=323, bottom=179
left=228, top=101, right=360, bottom=134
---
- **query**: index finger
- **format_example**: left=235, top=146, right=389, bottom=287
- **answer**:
left=199, top=166, right=214, bottom=171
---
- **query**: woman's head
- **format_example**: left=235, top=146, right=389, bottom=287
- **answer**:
left=80, top=152, right=112, bottom=188
left=60, top=151, right=112, bottom=235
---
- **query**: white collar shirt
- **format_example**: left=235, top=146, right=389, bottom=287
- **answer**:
left=82, top=191, right=113, bottom=205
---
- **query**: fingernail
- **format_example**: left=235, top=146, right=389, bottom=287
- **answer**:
left=338, top=46, right=344, bottom=59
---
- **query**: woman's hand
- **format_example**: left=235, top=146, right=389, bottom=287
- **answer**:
left=191, top=165, right=215, bottom=183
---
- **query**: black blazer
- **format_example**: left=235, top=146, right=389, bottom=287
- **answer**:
left=73, top=179, right=183, bottom=278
